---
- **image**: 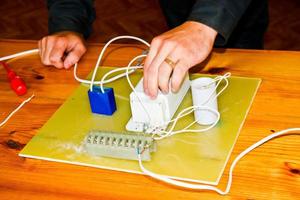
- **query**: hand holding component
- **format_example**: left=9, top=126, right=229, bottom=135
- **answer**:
left=38, top=31, right=87, bottom=69
left=143, top=21, right=217, bottom=99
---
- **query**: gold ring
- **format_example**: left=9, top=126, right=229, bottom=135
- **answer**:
left=164, top=57, right=177, bottom=69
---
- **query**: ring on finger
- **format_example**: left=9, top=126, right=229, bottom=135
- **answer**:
left=164, top=57, right=178, bottom=69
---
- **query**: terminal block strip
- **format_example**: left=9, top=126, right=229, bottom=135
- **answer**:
left=84, top=130, right=156, bottom=161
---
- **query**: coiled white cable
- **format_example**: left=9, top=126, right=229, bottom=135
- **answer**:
left=138, top=128, right=300, bottom=195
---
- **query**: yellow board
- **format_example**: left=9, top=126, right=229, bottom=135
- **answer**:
left=19, top=67, right=261, bottom=185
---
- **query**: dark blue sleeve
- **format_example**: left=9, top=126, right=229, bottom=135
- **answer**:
left=188, top=0, right=251, bottom=45
left=47, top=0, right=95, bottom=39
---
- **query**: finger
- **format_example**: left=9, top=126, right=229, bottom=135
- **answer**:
left=40, top=37, right=48, bottom=65
left=171, top=60, right=188, bottom=93
left=38, top=40, right=42, bottom=59
left=158, top=47, right=183, bottom=93
left=43, top=37, right=55, bottom=66
left=49, top=39, right=67, bottom=69
left=63, top=44, right=86, bottom=69
left=158, top=59, right=174, bottom=94
left=146, top=39, right=177, bottom=98
left=143, top=37, right=163, bottom=95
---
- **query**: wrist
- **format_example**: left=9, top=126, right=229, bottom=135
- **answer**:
left=185, top=21, right=217, bottom=45
left=52, top=31, right=85, bottom=39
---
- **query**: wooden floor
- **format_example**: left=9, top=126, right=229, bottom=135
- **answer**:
left=0, top=0, right=299, bottom=50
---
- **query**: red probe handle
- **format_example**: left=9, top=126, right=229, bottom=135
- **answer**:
left=1, top=62, right=27, bottom=96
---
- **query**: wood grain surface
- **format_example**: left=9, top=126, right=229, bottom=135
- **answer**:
left=0, top=39, right=299, bottom=200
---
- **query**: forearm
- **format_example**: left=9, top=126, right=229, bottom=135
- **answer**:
left=47, top=0, right=95, bottom=39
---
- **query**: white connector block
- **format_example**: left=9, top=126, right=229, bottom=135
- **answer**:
left=126, top=75, right=190, bottom=133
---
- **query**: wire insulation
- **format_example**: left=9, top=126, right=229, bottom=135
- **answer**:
left=138, top=128, right=300, bottom=195
left=0, top=94, right=35, bottom=127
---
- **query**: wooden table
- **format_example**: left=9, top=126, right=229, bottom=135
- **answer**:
left=0, top=40, right=299, bottom=200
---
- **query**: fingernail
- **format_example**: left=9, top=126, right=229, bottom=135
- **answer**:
left=162, top=90, right=168, bottom=95
left=150, top=93, right=158, bottom=99
left=171, top=87, right=176, bottom=93
left=64, top=61, right=71, bottom=68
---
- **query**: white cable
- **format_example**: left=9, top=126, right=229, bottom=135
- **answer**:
left=0, top=36, right=150, bottom=90
left=99, top=65, right=142, bottom=93
left=138, top=128, right=300, bottom=195
left=0, top=49, right=38, bottom=62
left=202, top=73, right=230, bottom=105
left=151, top=73, right=230, bottom=140
left=89, top=35, right=150, bottom=91
left=0, top=94, right=35, bottom=127
left=73, top=62, right=137, bottom=85
left=153, top=106, right=220, bottom=140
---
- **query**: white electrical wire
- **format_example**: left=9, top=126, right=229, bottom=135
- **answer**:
left=73, top=62, right=137, bottom=85
left=0, top=51, right=37, bottom=128
left=99, top=66, right=142, bottom=93
left=137, top=127, right=300, bottom=195
left=0, top=36, right=150, bottom=129
left=123, top=54, right=224, bottom=135
left=89, top=35, right=150, bottom=91
left=0, top=36, right=228, bottom=138
left=152, top=106, right=220, bottom=140
left=151, top=73, right=230, bottom=140
left=202, top=72, right=231, bottom=105
left=0, top=94, right=35, bottom=127
left=0, top=36, right=150, bottom=89
left=1, top=37, right=300, bottom=196
left=0, top=49, right=39, bottom=62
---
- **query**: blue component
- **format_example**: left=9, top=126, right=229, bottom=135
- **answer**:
left=88, top=86, right=117, bottom=115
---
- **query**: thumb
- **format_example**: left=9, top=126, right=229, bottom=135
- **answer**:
left=63, top=45, right=86, bottom=69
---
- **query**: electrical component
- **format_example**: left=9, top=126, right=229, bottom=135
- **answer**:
left=88, top=86, right=117, bottom=115
left=84, top=130, right=156, bottom=161
left=126, top=75, right=190, bottom=133
left=1, top=61, right=27, bottom=96
left=191, top=77, right=218, bottom=125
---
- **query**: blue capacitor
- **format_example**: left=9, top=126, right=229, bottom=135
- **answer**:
left=88, top=86, right=117, bottom=115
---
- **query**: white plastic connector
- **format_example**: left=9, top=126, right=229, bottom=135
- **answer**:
left=126, top=75, right=190, bottom=133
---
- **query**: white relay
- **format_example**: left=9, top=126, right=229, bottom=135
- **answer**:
left=126, top=75, right=190, bottom=133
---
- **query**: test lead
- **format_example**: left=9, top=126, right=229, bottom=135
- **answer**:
left=0, top=61, right=27, bottom=96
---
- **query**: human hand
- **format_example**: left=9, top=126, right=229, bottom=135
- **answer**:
left=38, top=31, right=86, bottom=69
left=143, top=21, right=217, bottom=99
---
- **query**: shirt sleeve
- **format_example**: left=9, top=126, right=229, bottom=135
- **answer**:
left=47, top=0, right=95, bottom=39
left=187, top=0, right=251, bottom=46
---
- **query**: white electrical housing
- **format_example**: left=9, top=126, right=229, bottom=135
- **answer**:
left=126, top=75, right=190, bottom=133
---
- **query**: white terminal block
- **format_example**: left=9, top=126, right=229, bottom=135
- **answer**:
left=191, top=77, right=218, bottom=125
left=126, top=75, right=190, bottom=133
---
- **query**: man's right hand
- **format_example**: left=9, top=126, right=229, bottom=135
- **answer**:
left=38, top=31, right=87, bottom=69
